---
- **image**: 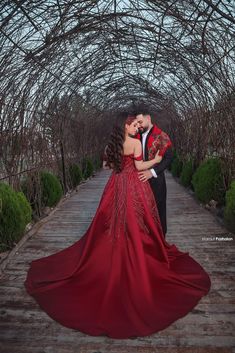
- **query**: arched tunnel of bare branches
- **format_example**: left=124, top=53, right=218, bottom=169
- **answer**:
left=0, top=0, right=235, bottom=211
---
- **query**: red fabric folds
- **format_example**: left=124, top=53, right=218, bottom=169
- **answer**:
left=24, top=153, right=211, bottom=339
left=133, top=153, right=143, bottom=161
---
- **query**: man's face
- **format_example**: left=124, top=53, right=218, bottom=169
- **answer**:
left=136, top=114, right=150, bottom=133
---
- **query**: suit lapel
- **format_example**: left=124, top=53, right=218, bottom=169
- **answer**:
left=144, top=126, right=154, bottom=161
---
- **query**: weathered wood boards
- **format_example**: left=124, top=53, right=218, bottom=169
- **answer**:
left=0, top=169, right=234, bottom=353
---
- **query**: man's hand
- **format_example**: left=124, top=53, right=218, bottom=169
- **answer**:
left=138, top=170, right=152, bottom=182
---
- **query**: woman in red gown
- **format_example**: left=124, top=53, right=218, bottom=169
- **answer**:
left=24, top=113, right=211, bottom=339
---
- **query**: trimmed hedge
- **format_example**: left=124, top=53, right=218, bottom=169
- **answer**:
left=15, top=191, right=32, bottom=225
left=82, top=157, right=94, bottom=179
left=171, top=153, right=183, bottom=177
left=93, top=156, right=102, bottom=170
left=69, top=164, right=83, bottom=188
left=0, top=182, right=32, bottom=252
left=40, top=171, right=63, bottom=207
left=180, top=159, right=194, bottom=187
left=192, top=157, right=225, bottom=204
left=224, top=180, right=235, bottom=232
left=20, top=172, right=42, bottom=216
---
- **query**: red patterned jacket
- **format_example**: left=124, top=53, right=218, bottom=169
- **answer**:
left=136, top=124, right=172, bottom=160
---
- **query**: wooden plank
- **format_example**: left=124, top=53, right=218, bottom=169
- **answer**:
left=0, top=169, right=234, bottom=352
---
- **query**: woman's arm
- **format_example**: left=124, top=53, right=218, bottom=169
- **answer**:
left=134, top=140, right=162, bottom=171
left=150, top=147, right=174, bottom=175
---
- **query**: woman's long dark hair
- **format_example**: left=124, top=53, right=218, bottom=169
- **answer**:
left=105, top=112, right=136, bottom=173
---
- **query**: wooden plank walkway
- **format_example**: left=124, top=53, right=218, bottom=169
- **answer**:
left=0, top=169, right=235, bottom=353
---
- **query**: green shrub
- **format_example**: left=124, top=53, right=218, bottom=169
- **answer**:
left=82, top=157, right=94, bottom=179
left=171, top=153, right=183, bottom=177
left=15, top=191, right=32, bottom=225
left=192, top=158, right=225, bottom=204
left=93, top=156, right=102, bottom=170
left=69, top=164, right=83, bottom=188
left=40, top=171, right=63, bottom=207
left=0, top=183, right=27, bottom=251
left=20, top=172, right=42, bottom=216
left=224, top=180, right=235, bottom=232
left=180, top=160, right=194, bottom=187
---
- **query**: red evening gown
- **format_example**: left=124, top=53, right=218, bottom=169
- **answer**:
left=24, top=153, right=211, bottom=339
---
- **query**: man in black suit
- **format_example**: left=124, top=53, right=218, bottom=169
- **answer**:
left=135, top=108, right=173, bottom=237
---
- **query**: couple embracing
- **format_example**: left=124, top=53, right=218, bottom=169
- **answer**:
left=103, top=106, right=173, bottom=238
left=24, top=105, right=211, bottom=339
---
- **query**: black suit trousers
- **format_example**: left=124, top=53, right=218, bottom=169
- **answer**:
left=148, top=172, right=167, bottom=236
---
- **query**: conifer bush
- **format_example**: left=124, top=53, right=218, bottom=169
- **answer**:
left=15, top=191, right=32, bottom=226
left=93, top=156, right=102, bottom=170
left=224, top=180, right=235, bottom=232
left=192, top=157, right=225, bottom=204
left=40, top=171, right=63, bottom=207
left=82, top=158, right=94, bottom=179
left=68, top=164, right=83, bottom=188
left=0, top=183, right=31, bottom=252
left=180, top=159, right=194, bottom=187
left=171, top=152, right=183, bottom=177
left=20, top=172, right=42, bottom=216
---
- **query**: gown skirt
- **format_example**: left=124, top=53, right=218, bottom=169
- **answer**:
left=24, top=153, right=211, bottom=339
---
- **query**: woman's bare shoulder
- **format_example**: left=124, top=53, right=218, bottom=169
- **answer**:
left=133, top=138, right=141, bottom=147
left=128, top=137, right=140, bottom=145
left=124, top=138, right=140, bottom=147
left=127, top=138, right=141, bottom=150
left=123, top=138, right=140, bottom=154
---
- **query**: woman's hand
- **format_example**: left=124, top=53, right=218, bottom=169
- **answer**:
left=154, top=150, right=162, bottom=163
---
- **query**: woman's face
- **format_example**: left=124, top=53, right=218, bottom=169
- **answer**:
left=125, top=119, right=138, bottom=137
